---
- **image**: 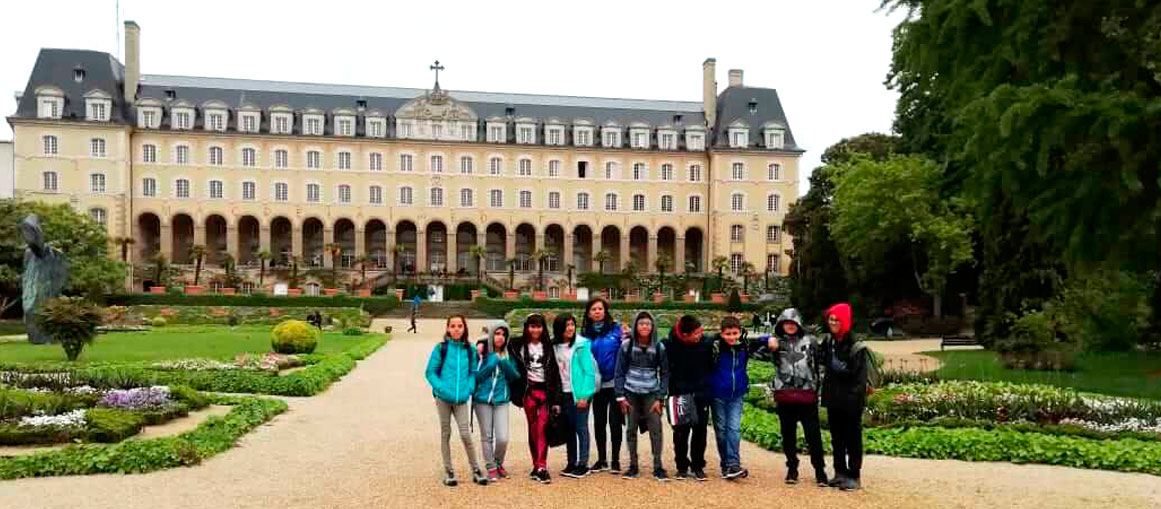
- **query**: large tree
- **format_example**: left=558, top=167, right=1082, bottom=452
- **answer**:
left=886, top=0, right=1161, bottom=338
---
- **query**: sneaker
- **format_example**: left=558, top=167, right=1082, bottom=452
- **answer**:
left=610, top=461, right=622, bottom=474
left=621, top=465, right=639, bottom=479
left=571, top=465, right=591, bottom=478
left=561, top=465, right=578, bottom=478
left=814, top=469, right=829, bottom=487
left=692, top=468, right=708, bottom=481
left=653, top=468, right=670, bottom=482
left=840, top=477, right=861, bottom=491
left=674, top=469, right=690, bottom=481
left=590, top=460, right=609, bottom=473
left=443, top=470, right=458, bottom=487
left=529, top=469, right=538, bottom=480
left=534, top=468, right=552, bottom=485
left=828, top=472, right=847, bottom=488
left=724, top=465, right=747, bottom=480
left=785, top=467, right=799, bottom=485
left=487, top=468, right=500, bottom=482
left=498, top=465, right=509, bottom=479
left=472, top=469, right=489, bottom=486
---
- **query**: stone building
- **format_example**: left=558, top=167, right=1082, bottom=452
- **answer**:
left=7, top=22, right=801, bottom=295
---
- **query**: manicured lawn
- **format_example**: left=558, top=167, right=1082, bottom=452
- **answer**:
left=0, top=325, right=378, bottom=365
left=0, top=320, right=28, bottom=337
left=930, top=349, right=1161, bottom=400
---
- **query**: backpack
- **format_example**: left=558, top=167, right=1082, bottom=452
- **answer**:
left=434, top=340, right=471, bottom=377
left=851, top=341, right=883, bottom=392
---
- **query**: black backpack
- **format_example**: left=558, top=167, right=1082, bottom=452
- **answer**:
left=434, top=340, right=471, bottom=377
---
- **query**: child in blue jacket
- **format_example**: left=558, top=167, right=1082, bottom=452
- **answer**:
left=708, top=315, right=773, bottom=480
left=424, top=315, right=487, bottom=487
left=473, top=320, right=520, bottom=482
left=581, top=296, right=626, bottom=473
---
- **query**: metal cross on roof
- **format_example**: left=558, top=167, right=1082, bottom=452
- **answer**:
left=430, top=60, right=444, bottom=87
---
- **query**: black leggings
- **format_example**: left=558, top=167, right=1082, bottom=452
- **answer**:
left=828, top=405, right=864, bottom=479
left=592, top=387, right=623, bottom=464
left=777, top=403, right=826, bottom=471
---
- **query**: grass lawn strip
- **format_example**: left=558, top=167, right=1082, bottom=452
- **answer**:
left=0, top=394, right=287, bottom=479
left=931, top=349, right=1161, bottom=400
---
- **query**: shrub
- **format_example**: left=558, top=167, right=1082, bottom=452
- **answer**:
left=150, top=317, right=168, bottom=327
left=106, top=294, right=401, bottom=315
left=84, top=407, right=145, bottom=442
left=35, top=297, right=103, bottom=361
left=342, top=328, right=364, bottom=336
left=270, top=320, right=319, bottom=354
left=474, top=297, right=758, bottom=318
left=727, top=289, right=743, bottom=312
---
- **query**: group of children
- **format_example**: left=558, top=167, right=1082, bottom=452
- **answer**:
left=424, top=298, right=870, bottom=491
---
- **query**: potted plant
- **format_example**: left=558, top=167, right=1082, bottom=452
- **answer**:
left=149, top=285, right=166, bottom=294
left=219, top=287, right=236, bottom=295
left=470, top=288, right=482, bottom=300
left=394, top=288, right=404, bottom=300
left=287, top=288, right=303, bottom=297
left=324, top=288, right=340, bottom=296
left=358, top=287, right=372, bottom=298
left=685, top=293, right=697, bottom=302
left=653, top=292, right=665, bottom=303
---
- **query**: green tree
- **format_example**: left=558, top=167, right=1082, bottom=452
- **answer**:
left=0, top=200, right=126, bottom=298
left=711, top=256, right=729, bottom=293
left=189, top=244, right=207, bottom=286
left=324, top=243, right=343, bottom=285
left=739, top=261, right=757, bottom=295
left=655, top=255, right=671, bottom=297
left=256, top=250, right=272, bottom=288
left=831, top=154, right=974, bottom=317
left=468, top=244, right=488, bottom=284
left=36, top=296, right=102, bottom=361
left=593, top=251, right=610, bottom=275
left=355, top=254, right=370, bottom=289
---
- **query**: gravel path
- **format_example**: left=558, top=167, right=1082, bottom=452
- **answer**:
left=1, top=319, right=1157, bottom=508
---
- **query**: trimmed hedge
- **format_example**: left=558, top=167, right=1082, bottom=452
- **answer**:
left=474, top=297, right=759, bottom=318
left=107, top=294, right=401, bottom=315
left=132, top=305, right=367, bottom=326
left=0, top=395, right=287, bottom=479
left=742, top=405, right=1161, bottom=476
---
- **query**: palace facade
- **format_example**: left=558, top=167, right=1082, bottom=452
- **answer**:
left=8, top=22, right=801, bottom=294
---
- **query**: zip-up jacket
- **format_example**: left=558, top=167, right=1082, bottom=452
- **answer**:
left=663, top=326, right=715, bottom=398
left=473, top=321, right=520, bottom=405
left=708, top=332, right=772, bottom=401
left=614, top=312, right=669, bottom=402
left=771, top=308, right=823, bottom=394
left=819, top=303, right=869, bottom=410
left=424, top=337, right=477, bottom=404
left=507, top=314, right=563, bottom=407
left=570, top=336, right=599, bottom=403
left=586, top=320, right=624, bottom=385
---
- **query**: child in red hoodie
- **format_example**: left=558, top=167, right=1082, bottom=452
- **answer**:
left=819, top=303, right=869, bottom=491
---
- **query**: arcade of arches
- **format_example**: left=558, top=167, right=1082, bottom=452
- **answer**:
left=135, top=212, right=706, bottom=286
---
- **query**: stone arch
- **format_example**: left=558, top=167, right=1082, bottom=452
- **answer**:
left=685, top=226, right=705, bottom=273
left=365, top=219, right=388, bottom=268
left=599, top=225, right=622, bottom=273
left=629, top=226, right=649, bottom=271
left=237, top=215, right=260, bottom=266
left=426, top=220, right=448, bottom=273
left=334, top=218, right=356, bottom=268
left=572, top=224, right=594, bottom=273
left=270, top=216, right=293, bottom=266
left=302, top=217, right=325, bottom=267
left=456, top=222, right=479, bottom=275
left=136, top=212, right=161, bottom=263
left=515, top=223, right=536, bottom=272
left=485, top=222, right=507, bottom=273
left=395, top=220, right=418, bottom=275
left=172, top=213, right=194, bottom=264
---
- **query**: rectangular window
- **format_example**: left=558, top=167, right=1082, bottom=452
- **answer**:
left=460, top=156, right=473, bottom=174
left=176, top=179, right=190, bottom=198
left=243, top=181, right=256, bottom=200
left=209, top=180, right=224, bottom=199
left=368, top=120, right=383, bottom=137
left=369, top=153, right=383, bottom=171
left=661, top=164, right=673, bottom=181
left=660, top=133, right=675, bottom=150
left=520, top=190, right=532, bottom=208
left=490, top=189, right=503, bottom=208
left=176, top=146, right=189, bottom=164
left=768, top=163, right=781, bottom=181
left=430, top=187, right=444, bottom=206
left=432, top=124, right=443, bottom=139
left=43, top=135, right=58, bottom=155
left=275, top=183, right=288, bottom=201
left=605, top=193, right=618, bottom=211
left=603, top=130, right=619, bottom=147
left=732, top=163, right=744, bottom=180
left=688, top=134, right=704, bottom=150
left=274, top=115, right=289, bottom=134
left=90, top=173, right=106, bottom=194
left=339, top=152, right=352, bottom=170
left=548, top=192, right=560, bottom=209
left=90, top=208, right=106, bottom=225
left=338, top=119, right=353, bottom=136
left=661, top=195, right=673, bottom=212
left=548, top=129, right=562, bottom=145
left=605, top=162, right=617, bottom=180
left=175, top=111, right=191, bottom=129
left=732, top=193, right=745, bottom=211
left=633, top=163, right=645, bottom=181
left=689, top=164, right=702, bottom=182
left=518, top=159, right=532, bottom=176
left=489, top=158, right=502, bottom=175
left=400, top=187, right=413, bottom=205
left=143, top=144, right=156, bottom=163
left=731, top=225, right=744, bottom=243
left=730, top=254, right=744, bottom=274
left=689, top=195, right=701, bottom=213
left=306, top=118, right=322, bottom=135
left=633, top=194, right=645, bottom=211
left=400, top=154, right=413, bottom=172
left=209, top=113, right=225, bottom=131
left=339, top=185, right=352, bottom=203
left=43, top=171, right=58, bottom=191
left=767, top=131, right=784, bottom=149
left=40, top=99, right=59, bottom=118
left=142, top=177, right=157, bottom=197
left=209, top=147, right=224, bottom=166
left=767, top=225, right=781, bottom=243
left=142, top=110, right=156, bottom=128
left=431, top=155, right=443, bottom=173
left=307, top=184, right=321, bottom=203
left=370, top=186, right=383, bottom=204
left=548, top=160, right=560, bottom=177
left=90, top=138, right=106, bottom=158
left=400, top=122, right=414, bottom=138
left=242, top=115, right=256, bottom=132
left=242, top=148, right=256, bottom=167
left=461, top=124, right=473, bottom=140
left=488, top=125, right=504, bottom=143
left=460, top=188, right=473, bottom=207
left=767, top=254, right=781, bottom=273
left=577, top=193, right=589, bottom=211
left=576, top=130, right=590, bottom=146
left=275, top=150, right=288, bottom=169
left=91, top=102, right=107, bottom=121
left=519, top=126, right=534, bottom=144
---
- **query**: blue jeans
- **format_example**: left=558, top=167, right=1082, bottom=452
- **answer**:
left=711, top=395, right=744, bottom=470
left=563, top=393, right=592, bottom=467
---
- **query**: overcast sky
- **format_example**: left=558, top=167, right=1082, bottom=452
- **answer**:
left=0, top=0, right=906, bottom=195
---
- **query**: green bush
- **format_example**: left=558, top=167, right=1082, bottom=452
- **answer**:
left=35, top=297, right=104, bottom=361
left=0, top=395, right=287, bottom=479
left=270, top=320, right=319, bottom=354
left=84, top=407, right=146, bottom=442
left=727, top=289, right=743, bottom=312
left=474, top=297, right=758, bottom=318
left=107, top=294, right=400, bottom=315
left=0, top=422, right=80, bottom=445
left=150, top=317, right=168, bottom=327
left=342, top=328, right=364, bottom=336
left=132, top=305, right=366, bottom=326
left=0, top=387, right=95, bottom=419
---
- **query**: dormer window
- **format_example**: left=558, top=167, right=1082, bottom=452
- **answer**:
left=304, top=113, right=324, bottom=135
left=460, top=123, right=476, bottom=141
left=729, top=126, right=750, bottom=148
left=269, top=106, right=293, bottom=134
left=629, top=125, right=650, bottom=149
left=516, top=120, right=536, bottom=144
left=36, top=86, right=65, bottom=119
left=84, top=90, right=112, bottom=122
left=335, top=114, right=355, bottom=137
left=546, top=125, right=565, bottom=146
left=74, top=68, right=86, bottom=83
left=205, top=110, right=227, bottom=132
left=397, top=119, right=415, bottom=139
left=657, top=129, right=678, bottom=150
left=574, top=125, right=594, bottom=147
left=366, top=115, right=386, bottom=138
left=238, top=111, right=260, bottom=133
left=137, top=101, right=162, bottom=129
left=487, top=121, right=506, bottom=143
left=685, top=129, right=705, bottom=151
left=765, top=129, right=785, bottom=150
left=602, top=127, right=621, bottom=148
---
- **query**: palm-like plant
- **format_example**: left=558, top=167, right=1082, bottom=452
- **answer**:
left=566, top=264, right=576, bottom=292
left=355, top=254, right=370, bottom=288
left=739, top=261, right=757, bottom=294
left=531, top=248, right=555, bottom=291
left=506, top=258, right=518, bottom=291
left=711, top=256, right=729, bottom=291
left=655, top=255, right=672, bottom=297
left=289, top=255, right=302, bottom=288
left=324, top=243, right=343, bottom=284
left=593, top=251, right=610, bottom=275
left=391, top=244, right=407, bottom=280
left=150, top=252, right=168, bottom=286
left=189, top=244, right=208, bottom=286
left=112, top=237, right=135, bottom=262
left=256, top=250, right=272, bottom=288
left=468, top=244, right=488, bottom=284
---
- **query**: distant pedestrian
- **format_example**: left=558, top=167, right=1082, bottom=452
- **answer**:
left=408, top=306, right=419, bottom=333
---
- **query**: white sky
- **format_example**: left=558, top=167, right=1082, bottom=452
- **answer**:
left=0, top=0, right=905, bottom=196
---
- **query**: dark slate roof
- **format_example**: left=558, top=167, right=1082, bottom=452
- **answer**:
left=14, top=49, right=128, bottom=122
left=713, top=86, right=802, bottom=151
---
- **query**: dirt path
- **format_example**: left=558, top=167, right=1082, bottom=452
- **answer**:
left=864, top=338, right=980, bottom=372
left=1, top=319, right=1156, bottom=508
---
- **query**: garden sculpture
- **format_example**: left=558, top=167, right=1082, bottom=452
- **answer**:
left=22, top=214, right=71, bottom=344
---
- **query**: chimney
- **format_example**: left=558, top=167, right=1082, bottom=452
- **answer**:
left=124, top=21, right=140, bottom=104
left=728, top=69, right=743, bottom=88
left=703, top=58, right=717, bottom=127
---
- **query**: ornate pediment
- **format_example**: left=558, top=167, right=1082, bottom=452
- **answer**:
left=395, top=90, right=477, bottom=122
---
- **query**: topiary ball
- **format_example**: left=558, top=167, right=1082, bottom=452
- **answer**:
left=151, top=317, right=167, bottom=327
left=271, top=320, right=319, bottom=354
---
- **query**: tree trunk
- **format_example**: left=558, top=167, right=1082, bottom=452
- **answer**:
left=932, top=292, right=943, bottom=318
left=194, top=258, right=203, bottom=286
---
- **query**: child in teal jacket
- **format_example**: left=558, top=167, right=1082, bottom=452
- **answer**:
left=472, top=320, right=520, bottom=480
left=554, top=313, right=599, bottom=478
left=424, top=315, right=487, bottom=487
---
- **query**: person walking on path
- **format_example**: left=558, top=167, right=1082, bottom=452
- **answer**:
left=820, top=302, right=870, bottom=491
left=473, top=320, right=520, bottom=482
left=663, top=315, right=714, bottom=482
left=553, top=313, right=598, bottom=479
left=615, top=311, right=670, bottom=482
left=423, top=315, right=488, bottom=487
left=582, top=297, right=626, bottom=474
left=507, top=313, right=562, bottom=484
left=768, top=308, right=828, bottom=486
left=408, top=296, right=419, bottom=333
left=708, top=316, right=774, bottom=481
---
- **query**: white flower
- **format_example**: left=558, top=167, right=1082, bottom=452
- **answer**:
left=18, top=409, right=87, bottom=428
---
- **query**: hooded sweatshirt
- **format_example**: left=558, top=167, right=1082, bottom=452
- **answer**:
left=585, top=315, right=623, bottom=388
left=771, top=308, right=822, bottom=396
left=507, top=313, right=563, bottom=407
left=820, top=303, right=869, bottom=409
left=424, top=334, right=478, bottom=404
left=473, top=320, right=520, bottom=405
left=614, top=311, right=669, bottom=402
left=664, top=322, right=715, bottom=398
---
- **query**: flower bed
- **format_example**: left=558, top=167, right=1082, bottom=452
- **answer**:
left=131, top=305, right=369, bottom=327
left=151, top=353, right=304, bottom=373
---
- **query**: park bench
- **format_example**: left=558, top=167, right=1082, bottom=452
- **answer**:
left=940, top=335, right=978, bottom=350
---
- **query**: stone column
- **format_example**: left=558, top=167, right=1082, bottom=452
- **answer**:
left=292, top=224, right=303, bottom=261
left=505, top=231, right=516, bottom=268
left=259, top=225, right=271, bottom=254
left=675, top=236, right=686, bottom=274
left=159, top=223, right=173, bottom=264
left=193, top=223, right=206, bottom=247
left=355, top=228, right=366, bottom=258
left=416, top=229, right=427, bottom=274
left=225, top=225, right=238, bottom=262
left=619, top=233, right=630, bottom=272
left=593, top=233, right=603, bottom=274
left=647, top=234, right=658, bottom=273
left=446, top=232, right=457, bottom=274
left=562, top=229, right=574, bottom=271
left=323, top=227, right=335, bottom=269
